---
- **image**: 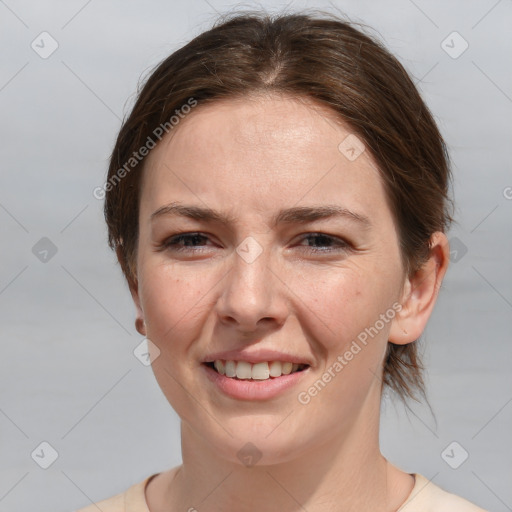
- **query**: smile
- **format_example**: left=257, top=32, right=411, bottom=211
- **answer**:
left=202, top=361, right=310, bottom=401
left=205, top=360, right=309, bottom=380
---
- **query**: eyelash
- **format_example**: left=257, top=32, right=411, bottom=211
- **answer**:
left=161, top=232, right=351, bottom=254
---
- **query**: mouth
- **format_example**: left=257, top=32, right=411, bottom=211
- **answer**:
left=202, top=360, right=310, bottom=381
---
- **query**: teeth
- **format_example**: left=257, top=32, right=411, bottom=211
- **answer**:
left=269, top=361, right=282, bottom=377
left=236, top=361, right=252, bottom=379
left=282, top=362, right=293, bottom=375
left=213, top=360, right=224, bottom=375
left=209, top=360, right=307, bottom=380
left=252, top=362, right=270, bottom=380
left=225, top=360, right=236, bottom=378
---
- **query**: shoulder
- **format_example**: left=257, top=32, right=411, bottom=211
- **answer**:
left=73, top=473, right=158, bottom=512
left=73, top=489, right=124, bottom=512
left=399, top=474, right=488, bottom=512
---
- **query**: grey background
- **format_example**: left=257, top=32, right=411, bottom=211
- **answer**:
left=0, top=1, right=511, bottom=511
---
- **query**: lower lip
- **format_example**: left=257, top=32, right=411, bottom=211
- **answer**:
left=202, top=363, right=310, bottom=401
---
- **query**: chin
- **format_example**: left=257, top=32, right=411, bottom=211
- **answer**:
left=194, top=418, right=314, bottom=467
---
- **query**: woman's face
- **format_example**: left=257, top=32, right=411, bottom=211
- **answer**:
left=132, top=93, right=409, bottom=464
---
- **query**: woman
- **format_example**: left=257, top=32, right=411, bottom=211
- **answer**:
left=76, top=9, right=488, bottom=512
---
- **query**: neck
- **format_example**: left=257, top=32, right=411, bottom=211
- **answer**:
left=155, top=392, right=413, bottom=512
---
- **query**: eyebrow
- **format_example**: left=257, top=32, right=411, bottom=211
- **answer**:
left=150, top=202, right=372, bottom=229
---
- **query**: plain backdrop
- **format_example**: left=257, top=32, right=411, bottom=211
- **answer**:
left=1, top=1, right=511, bottom=511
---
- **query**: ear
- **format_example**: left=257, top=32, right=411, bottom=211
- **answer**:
left=389, top=232, right=450, bottom=345
left=116, top=246, right=146, bottom=337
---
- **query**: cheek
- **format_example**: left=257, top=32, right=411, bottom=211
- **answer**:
left=294, top=267, right=397, bottom=419
left=138, top=265, right=213, bottom=420
left=139, top=264, right=212, bottom=351
left=297, top=261, right=396, bottom=352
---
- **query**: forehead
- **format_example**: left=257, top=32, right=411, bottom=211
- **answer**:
left=140, top=93, right=392, bottom=228
left=148, top=93, right=356, bottom=164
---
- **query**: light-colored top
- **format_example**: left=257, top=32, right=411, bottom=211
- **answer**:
left=73, top=472, right=488, bottom=511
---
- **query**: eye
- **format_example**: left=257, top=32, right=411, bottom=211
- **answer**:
left=162, top=232, right=213, bottom=252
left=160, top=231, right=352, bottom=255
left=297, top=233, right=351, bottom=253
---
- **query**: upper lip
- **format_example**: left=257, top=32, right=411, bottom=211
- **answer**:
left=202, top=348, right=312, bottom=366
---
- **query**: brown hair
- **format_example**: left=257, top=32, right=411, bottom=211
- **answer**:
left=104, top=9, right=453, bottom=403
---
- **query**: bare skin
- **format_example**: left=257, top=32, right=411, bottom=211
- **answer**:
left=127, top=92, right=449, bottom=511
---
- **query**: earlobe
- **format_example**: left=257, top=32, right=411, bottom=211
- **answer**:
left=130, top=282, right=146, bottom=336
left=117, top=246, right=146, bottom=336
left=128, top=280, right=146, bottom=336
left=135, top=316, right=146, bottom=336
left=389, top=232, right=450, bottom=346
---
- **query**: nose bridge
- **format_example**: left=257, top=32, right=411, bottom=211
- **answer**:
left=231, top=236, right=273, bottom=305
left=218, top=235, right=286, bottom=328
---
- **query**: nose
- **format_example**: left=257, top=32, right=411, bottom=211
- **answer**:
left=215, top=241, right=288, bottom=333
